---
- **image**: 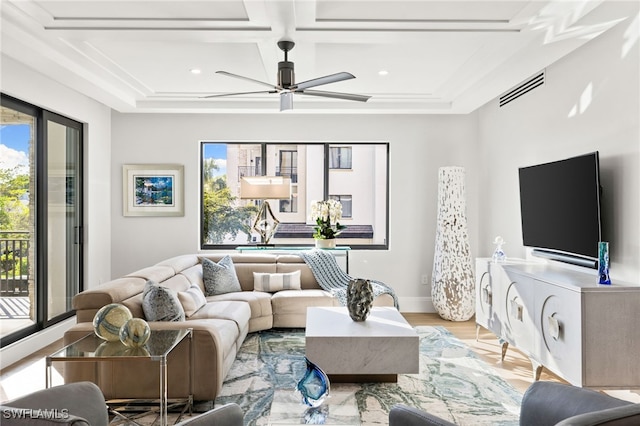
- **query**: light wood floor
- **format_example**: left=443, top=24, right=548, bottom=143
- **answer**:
left=403, top=313, right=566, bottom=394
left=2, top=313, right=637, bottom=404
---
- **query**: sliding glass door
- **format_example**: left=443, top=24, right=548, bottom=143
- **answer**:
left=44, top=112, right=82, bottom=322
left=0, top=95, right=83, bottom=346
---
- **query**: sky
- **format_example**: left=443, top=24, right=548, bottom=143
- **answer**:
left=0, top=124, right=30, bottom=171
left=203, top=143, right=227, bottom=177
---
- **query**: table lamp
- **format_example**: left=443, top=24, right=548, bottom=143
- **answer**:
left=240, top=176, right=292, bottom=245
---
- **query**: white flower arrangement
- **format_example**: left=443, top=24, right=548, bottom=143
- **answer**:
left=310, top=199, right=346, bottom=240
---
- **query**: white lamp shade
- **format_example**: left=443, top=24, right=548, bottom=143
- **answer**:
left=240, top=176, right=292, bottom=200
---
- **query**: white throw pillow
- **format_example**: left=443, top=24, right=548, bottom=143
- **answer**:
left=253, top=270, right=301, bottom=292
left=177, top=284, right=207, bottom=317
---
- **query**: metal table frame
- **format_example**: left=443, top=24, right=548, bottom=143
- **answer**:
left=46, top=328, right=193, bottom=426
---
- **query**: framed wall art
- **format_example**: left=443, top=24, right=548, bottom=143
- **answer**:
left=122, top=164, right=184, bottom=217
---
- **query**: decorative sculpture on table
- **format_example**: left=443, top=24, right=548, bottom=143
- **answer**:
left=347, top=278, right=374, bottom=321
left=598, top=241, right=611, bottom=284
left=492, top=236, right=507, bottom=263
left=296, top=358, right=330, bottom=407
left=93, top=303, right=133, bottom=341
left=119, top=318, right=151, bottom=348
left=431, top=166, right=475, bottom=321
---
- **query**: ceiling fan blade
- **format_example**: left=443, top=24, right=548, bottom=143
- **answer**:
left=293, top=72, right=355, bottom=90
left=216, top=71, right=280, bottom=90
left=298, top=89, right=371, bottom=102
left=201, top=90, right=277, bottom=99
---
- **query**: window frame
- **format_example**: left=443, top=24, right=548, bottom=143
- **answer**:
left=200, top=141, right=389, bottom=250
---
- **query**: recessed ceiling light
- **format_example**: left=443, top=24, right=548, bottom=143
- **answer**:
left=378, top=70, right=389, bottom=76
left=190, top=68, right=202, bottom=75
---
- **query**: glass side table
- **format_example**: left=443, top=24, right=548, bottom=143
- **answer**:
left=46, top=328, right=193, bottom=426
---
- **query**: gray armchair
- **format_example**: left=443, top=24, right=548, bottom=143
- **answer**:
left=389, top=381, right=640, bottom=426
left=0, top=381, right=243, bottom=426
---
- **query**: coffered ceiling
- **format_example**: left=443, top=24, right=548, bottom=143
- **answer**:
left=0, top=0, right=635, bottom=113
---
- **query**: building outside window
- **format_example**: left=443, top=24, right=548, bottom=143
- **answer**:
left=201, top=142, right=388, bottom=248
left=329, top=195, right=352, bottom=218
left=329, top=146, right=352, bottom=169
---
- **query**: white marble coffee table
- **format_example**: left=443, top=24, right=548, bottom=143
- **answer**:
left=305, top=307, right=419, bottom=382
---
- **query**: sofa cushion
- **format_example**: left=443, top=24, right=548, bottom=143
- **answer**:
left=188, top=300, right=251, bottom=334
left=271, top=289, right=340, bottom=328
left=73, top=277, right=146, bottom=311
left=177, top=284, right=207, bottom=317
left=127, top=265, right=176, bottom=283
left=142, top=280, right=185, bottom=322
left=156, top=254, right=200, bottom=274
left=270, top=289, right=339, bottom=310
left=253, top=270, right=301, bottom=292
left=206, top=291, right=273, bottom=332
left=202, top=256, right=242, bottom=296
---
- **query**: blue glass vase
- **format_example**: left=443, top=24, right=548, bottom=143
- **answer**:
left=296, top=358, right=330, bottom=407
left=598, top=241, right=611, bottom=285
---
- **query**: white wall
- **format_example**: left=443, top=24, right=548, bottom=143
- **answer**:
left=477, top=12, right=640, bottom=284
left=0, top=54, right=112, bottom=367
left=111, top=113, right=480, bottom=311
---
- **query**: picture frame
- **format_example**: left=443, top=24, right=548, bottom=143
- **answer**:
left=122, top=164, right=184, bottom=217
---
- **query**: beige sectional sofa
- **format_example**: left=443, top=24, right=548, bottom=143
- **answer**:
left=63, top=253, right=394, bottom=402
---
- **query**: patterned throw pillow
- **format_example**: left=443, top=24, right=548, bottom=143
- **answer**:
left=202, top=256, right=242, bottom=296
left=177, top=284, right=207, bottom=317
left=253, top=270, right=301, bottom=292
left=142, top=280, right=185, bottom=322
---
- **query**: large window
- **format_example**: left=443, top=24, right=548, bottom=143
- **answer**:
left=201, top=142, right=388, bottom=248
left=1, top=94, right=83, bottom=347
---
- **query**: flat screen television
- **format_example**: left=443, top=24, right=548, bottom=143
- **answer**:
left=518, top=151, right=602, bottom=268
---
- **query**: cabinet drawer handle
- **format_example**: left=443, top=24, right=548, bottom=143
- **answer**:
left=548, top=314, right=561, bottom=340
left=482, top=287, right=492, bottom=305
left=510, top=299, right=523, bottom=321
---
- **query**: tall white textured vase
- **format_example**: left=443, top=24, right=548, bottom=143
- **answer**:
left=431, top=167, right=475, bottom=321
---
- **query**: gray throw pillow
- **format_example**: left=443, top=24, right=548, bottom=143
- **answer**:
left=202, top=256, right=242, bottom=296
left=142, top=280, right=185, bottom=322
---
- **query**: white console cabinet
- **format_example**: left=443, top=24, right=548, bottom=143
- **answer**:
left=476, top=258, right=640, bottom=389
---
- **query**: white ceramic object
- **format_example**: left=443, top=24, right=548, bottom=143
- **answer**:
left=431, top=167, right=475, bottom=321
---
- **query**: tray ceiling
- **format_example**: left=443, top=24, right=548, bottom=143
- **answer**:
left=0, top=0, right=635, bottom=114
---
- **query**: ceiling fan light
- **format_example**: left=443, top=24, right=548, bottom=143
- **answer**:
left=280, top=92, right=294, bottom=111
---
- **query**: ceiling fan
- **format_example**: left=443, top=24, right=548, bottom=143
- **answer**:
left=205, top=39, right=371, bottom=111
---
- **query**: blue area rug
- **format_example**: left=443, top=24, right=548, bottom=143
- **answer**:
left=214, top=326, right=522, bottom=425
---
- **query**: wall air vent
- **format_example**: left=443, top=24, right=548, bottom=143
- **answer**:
left=499, top=70, right=545, bottom=107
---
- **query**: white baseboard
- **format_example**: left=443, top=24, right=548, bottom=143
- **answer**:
left=0, top=317, right=76, bottom=371
left=397, top=296, right=435, bottom=313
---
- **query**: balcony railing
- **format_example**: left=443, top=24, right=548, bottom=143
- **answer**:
left=238, top=166, right=259, bottom=180
left=1, top=231, right=30, bottom=296
left=237, top=166, right=298, bottom=183
left=276, top=167, right=298, bottom=183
